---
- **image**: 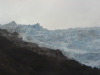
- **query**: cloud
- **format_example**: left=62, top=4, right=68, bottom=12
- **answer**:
left=0, top=0, right=100, bottom=29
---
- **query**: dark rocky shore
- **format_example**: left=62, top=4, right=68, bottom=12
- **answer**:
left=0, top=28, right=100, bottom=75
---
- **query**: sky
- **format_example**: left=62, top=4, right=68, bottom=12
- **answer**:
left=0, top=0, right=100, bottom=29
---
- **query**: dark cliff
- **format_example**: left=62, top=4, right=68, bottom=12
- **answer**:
left=0, top=28, right=100, bottom=75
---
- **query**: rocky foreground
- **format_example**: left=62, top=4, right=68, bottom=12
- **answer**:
left=0, top=28, right=100, bottom=75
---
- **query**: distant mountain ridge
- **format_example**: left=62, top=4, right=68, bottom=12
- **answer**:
left=0, top=21, right=100, bottom=68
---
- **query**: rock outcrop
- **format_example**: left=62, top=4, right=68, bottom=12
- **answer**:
left=0, top=28, right=100, bottom=75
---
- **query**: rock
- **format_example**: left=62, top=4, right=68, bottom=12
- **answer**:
left=0, top=29, right=100, bottom=75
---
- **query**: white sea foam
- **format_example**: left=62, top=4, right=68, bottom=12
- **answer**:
left=1, top=21, right=100, bottom=68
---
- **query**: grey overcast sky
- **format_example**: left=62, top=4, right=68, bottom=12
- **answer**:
left=0, top=0, right=100, bottom=29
